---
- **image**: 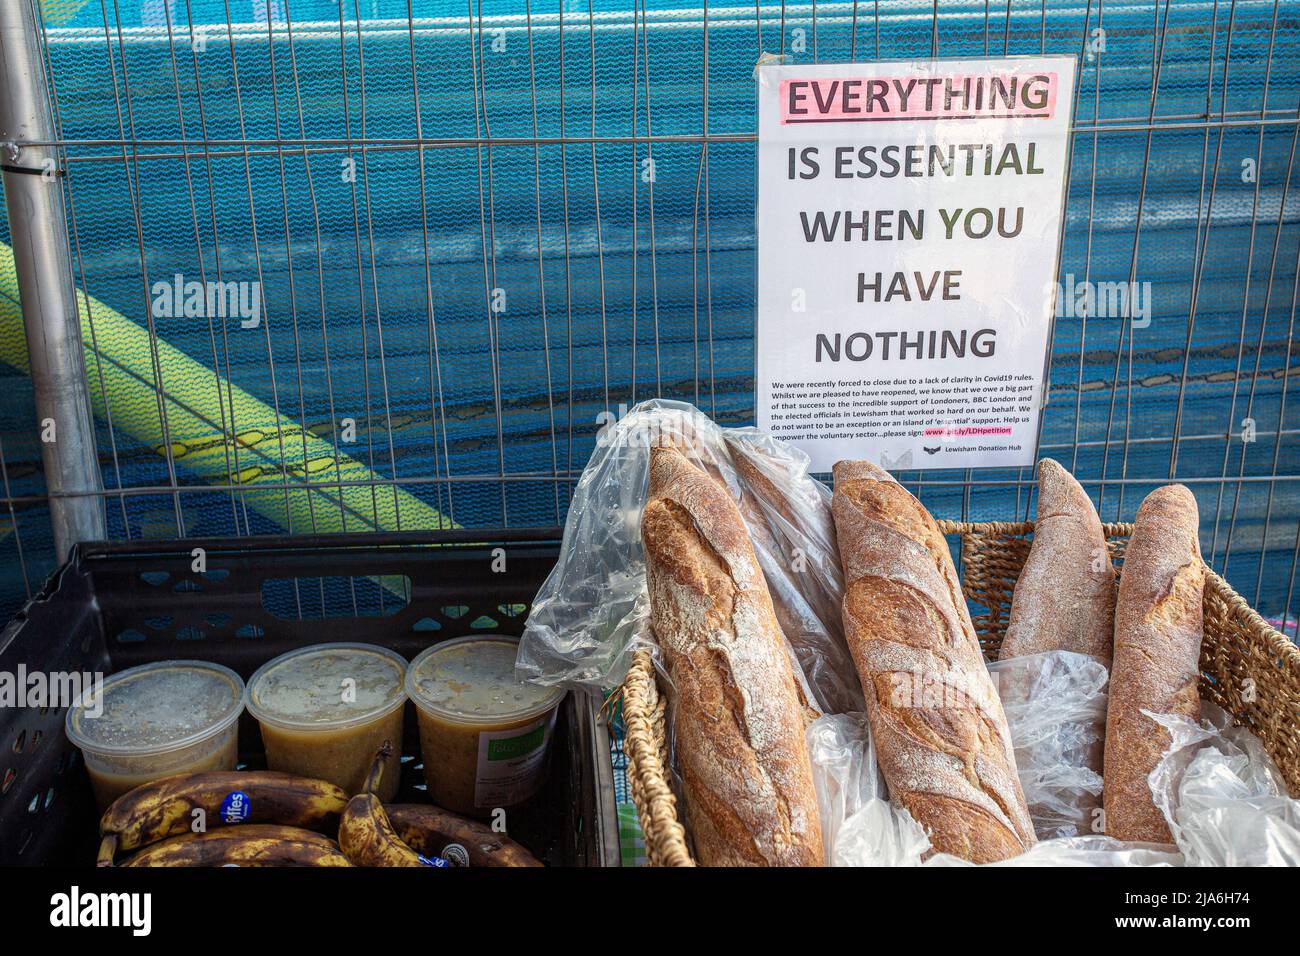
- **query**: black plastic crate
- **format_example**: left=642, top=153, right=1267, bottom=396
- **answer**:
left=0, top=527, right=618, bottom=867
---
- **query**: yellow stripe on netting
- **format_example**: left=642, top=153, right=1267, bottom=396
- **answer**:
left=37, top=1, right=94, bottom=26
left=0, top=242, right=457, bottom=540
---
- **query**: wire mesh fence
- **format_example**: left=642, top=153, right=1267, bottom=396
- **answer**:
left=0, top=0, right=1298, bottom=632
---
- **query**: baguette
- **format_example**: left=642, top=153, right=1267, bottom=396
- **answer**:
left=1000, top=458, right=1116, bottom=663
left=660, top=443, right=822, bottom=723
left=831, top=460, right=1036, bottom=863
left=1103, top=484, right=1204, bottom=843
left=641, top=446, right=823, bottom=866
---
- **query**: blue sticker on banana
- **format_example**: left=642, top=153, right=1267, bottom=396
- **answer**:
left=220, top=790, right=251, bottom=824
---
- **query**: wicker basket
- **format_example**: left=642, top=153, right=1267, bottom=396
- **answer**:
left=621, top=520, right=1300, bottom=867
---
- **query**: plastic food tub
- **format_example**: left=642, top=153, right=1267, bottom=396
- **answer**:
left=64, top=660, right=244, bottom=810
left=407, top=636, right=566, bottom=817
left=246, top=642, right=408, bottom=799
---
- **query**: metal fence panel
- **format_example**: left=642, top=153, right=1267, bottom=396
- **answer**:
left=0, top=0, right=1298, bottom=631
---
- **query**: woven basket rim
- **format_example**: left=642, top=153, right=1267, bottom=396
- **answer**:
left=621, top=518, right=1300, bottom=866
left=622, top=647, right=693, bottom=867
left=935, top=518, right=1134, bottom=536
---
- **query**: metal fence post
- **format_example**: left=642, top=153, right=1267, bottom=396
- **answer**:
left=0, top=0, right=105, bottom=560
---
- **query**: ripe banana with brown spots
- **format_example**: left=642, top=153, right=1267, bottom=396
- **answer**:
left=122, top=824, right=351, bottom=867
left=339, top=793, right=442, bottom=867
left=386, top=804, right=542, bottom=867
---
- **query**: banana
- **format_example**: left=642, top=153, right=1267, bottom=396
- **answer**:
left=339, top=793, right=440, bottom=867
left=338, top=742, right=446, bottom=867
left=99, top=771, right=349, bottom=857
left=386, top=804, right=543, bottom=867
left=122, top=824, right=352, bottom=867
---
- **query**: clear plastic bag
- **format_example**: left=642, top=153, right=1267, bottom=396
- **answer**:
left=515, top=401, right=729, bottom=692
left=925, top=835, right=1184, bottom=867
left=806, top=714, right=882, bottom=819
left=946, top=702, right=1300, bottom=866
left=725, top=430, right=863, bottom=714
left=805, top=712, right=931, bottom=866
left=813, top=722, right=1181, bottom=866
left=1148, top=705, right=1300, bottom=866
left=988, top=650, right=1109, bottom=839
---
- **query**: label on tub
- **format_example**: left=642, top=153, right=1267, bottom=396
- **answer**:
left=473, top=709, right=558, bottom=809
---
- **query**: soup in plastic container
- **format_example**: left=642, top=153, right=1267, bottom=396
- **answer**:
left=406, top=636, right=565, bottom=817
left=64, top=660, right=245, bottom=810
left=246, top=643, right=406, bottom=799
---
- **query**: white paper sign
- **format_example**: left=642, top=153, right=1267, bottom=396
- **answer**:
left=755, top=56, right=1076, bottom=472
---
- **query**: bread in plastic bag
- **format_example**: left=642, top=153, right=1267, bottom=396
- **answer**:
left=815, top=656, right=1297, bottom=866
left=725, top=431, right=863, bottom=714
left=517, top=399, right=862, bottom=718
left=517, top=400, right=870, bottom=858
left=518, top=400, right=1297, bottom=866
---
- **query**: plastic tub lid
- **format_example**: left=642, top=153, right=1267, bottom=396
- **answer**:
left=245, top=642, right=407, bottom=731
left=64, top=660, right=245, bottom=757
left=405, top=636, right=565, bottom=725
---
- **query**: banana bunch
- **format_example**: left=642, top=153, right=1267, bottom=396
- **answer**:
left=98, top=770, right=350, bottom=867
left=337, top=745, right=543, bottom=867
left=95, top=747, right=545, bottom=867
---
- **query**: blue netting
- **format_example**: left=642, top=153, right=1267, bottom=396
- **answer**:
left=0, top=0, right=1298, bottom=625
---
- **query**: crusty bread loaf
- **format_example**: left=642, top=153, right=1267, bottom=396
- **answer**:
left=831, top=460, right=1036, bottom=863
left=1000, top=458, right=1116, bottom=663
left=1104, top=484, right=1204, bottom=843
left=641, top=446, right=823, bottom=866
left=656, top=443, right=823, bottom=723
